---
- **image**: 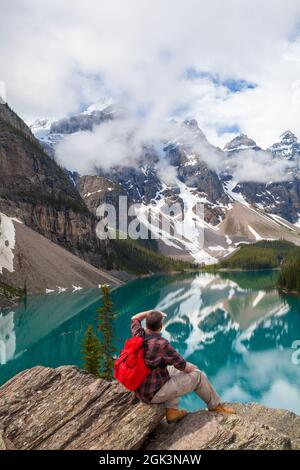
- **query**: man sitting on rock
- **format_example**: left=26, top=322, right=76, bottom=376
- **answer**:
left=131, top=309, right=235, bottom=424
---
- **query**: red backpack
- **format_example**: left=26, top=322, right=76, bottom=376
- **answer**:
left=114, top=336, right=151, bottom=391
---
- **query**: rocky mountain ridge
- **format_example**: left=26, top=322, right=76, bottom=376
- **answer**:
left=31, top=103, right=115, bottom=157
left=30, top=104, right=300, bottom=264
left=269, top=130, right=300, bottom=161
left=0, top=102, right=104, bottom=267
left=223, top=133, right=261, bottom=152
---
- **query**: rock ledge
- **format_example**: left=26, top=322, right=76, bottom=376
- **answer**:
left=0, top=366, right=299, bottom=450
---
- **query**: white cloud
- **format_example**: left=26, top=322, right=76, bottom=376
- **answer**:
left=196, top=38, right=300, bottom=149
left=1, top=0, right=300, bottom=174
left=55, top=112, right=292, bottom=183
left=228, top=149, right=295, bottom=183
left=56, top=118, right=142, bottom=173
left=156, top=158, right=178, bottom=186
left=55, top=116, right=184, bottom=174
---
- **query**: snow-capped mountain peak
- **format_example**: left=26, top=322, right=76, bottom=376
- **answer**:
left=183, top=118, right=200, bottom=130
left=30, top=118, right=55, bottom=134
left=83, top=98, right=114, bottom=115
left=268, top=130, right=300, bottom=161
left=280, top=130, right=297, bottom=143
left=181, top=119, right=207, bottom=142
left=224, top=134, right=259, bottom=152
left=29, top=103, right=116, bottom=155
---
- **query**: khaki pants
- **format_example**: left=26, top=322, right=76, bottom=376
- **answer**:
left=150, top=364, right=220, bottom=410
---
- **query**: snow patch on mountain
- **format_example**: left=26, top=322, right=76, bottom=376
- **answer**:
left=0, top=310, right=16, bottom=365
left=223, top=178, right=250, bottom=206
left=133, top=178, right=238, bottom=265
left=83, top=98, right=114, bottom=115
left=248, top=225, right=263, bottom=241
left=30, top=118, right=57, bottom=144
left=0, top=213, right=19, bottom=274
left=267, top=213, right=298, bottom=232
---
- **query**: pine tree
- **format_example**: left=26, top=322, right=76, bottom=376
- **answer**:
left=97, top=284, right=116, bottom=381
left=278, top=247, right=300, bottom=293
left=82, top=325, right=101, bottom=377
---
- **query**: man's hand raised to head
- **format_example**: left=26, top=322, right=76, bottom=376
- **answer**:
left=158, top=310, right=167, bottom=318
left=131, top=310, right=152, bottom=321
left=131, top=309, right=167, bottom=321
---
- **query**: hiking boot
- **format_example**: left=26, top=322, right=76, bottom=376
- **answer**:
left=166, top=408, right=188, bottom=424
left=212, top=403, right=236, bottom=414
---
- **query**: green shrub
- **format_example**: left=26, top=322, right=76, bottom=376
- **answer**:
left=217, top=240, right=295, bottom=270
left=278, top=248, right=300, bottom=293
left=109, top=237, right=196, bottom=274
left=97, top=285, right=116, bottom=381
left=82, top=325, right=101, bottom=377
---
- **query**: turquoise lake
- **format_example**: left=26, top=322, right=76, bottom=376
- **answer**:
left=1, top=271, right=300, bottom=413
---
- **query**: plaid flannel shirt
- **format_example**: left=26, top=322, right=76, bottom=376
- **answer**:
left=131, top=319, right=186, bottom=403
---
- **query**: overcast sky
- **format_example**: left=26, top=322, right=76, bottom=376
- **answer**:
left=1, top=0, right=300, bottom=150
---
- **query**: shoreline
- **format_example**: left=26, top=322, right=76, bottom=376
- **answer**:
left=202, top=267, right=280, bottom=272
left=278, top=287, right=300, bottom=297
left=0, top=266, right=286, bottom=311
